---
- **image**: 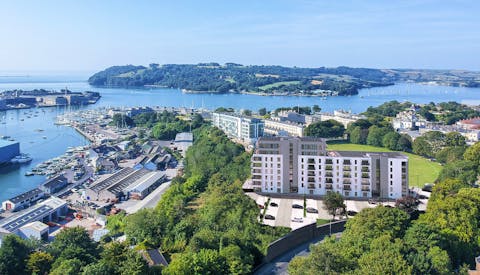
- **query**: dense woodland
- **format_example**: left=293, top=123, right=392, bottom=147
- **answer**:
left=88, top=63, right=394, bottom=95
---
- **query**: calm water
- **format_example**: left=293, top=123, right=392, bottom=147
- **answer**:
left=1, top=75, right=480, bottom=201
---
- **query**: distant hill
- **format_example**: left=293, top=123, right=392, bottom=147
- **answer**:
left=88, top=63, right=480, bottom=96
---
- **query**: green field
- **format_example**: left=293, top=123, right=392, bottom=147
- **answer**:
left=327, top=143, right=442, bottom=187
left=258, top=81, right=300, bottom=90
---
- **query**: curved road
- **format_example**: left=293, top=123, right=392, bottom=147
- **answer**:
left=254, top=233, right=342, bottom=275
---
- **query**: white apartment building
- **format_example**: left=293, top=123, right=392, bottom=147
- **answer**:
left=212, top=112, right=264, bottom=143
left=319, top=110, right=365, bottom=128
left=264, top=119, right=305, bottom=137
left=251, top=137, right=408, bottom=199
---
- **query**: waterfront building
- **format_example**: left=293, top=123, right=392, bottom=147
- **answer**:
left=39, top=175, right=69, bottom=194
left=276, top=111, right=320, bottom=126
left=0, top=99, right=6, bottom=110
left=126, top=106, right=154, bottom=117
left=0, top=197, right=68, bottom=243
left=251, top=137, right=408, bottom=199
left=0, top=139, right=20, bottom=164
left=264, top=119, right=305, bottom=137
left=17, top=221, right=49, bottom=241
left=392, top=110, right=426, bottom=130
left=212, top=112, right=264, bottom=143
left=2, top=188, right=45, bottom=212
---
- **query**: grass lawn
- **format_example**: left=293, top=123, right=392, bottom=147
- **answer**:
left=317, top=219, right=330, bottom=226
left=258, top=81, right=300, bottom=90
left=327, top=143, right=442, bottom=187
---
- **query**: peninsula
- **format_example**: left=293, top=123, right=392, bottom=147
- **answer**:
left=0, top=89, right=101, bottom=110
left=88, top=63, right=480, bottom=96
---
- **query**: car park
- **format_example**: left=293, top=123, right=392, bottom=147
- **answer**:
left=291, top=217, right=303, bottom=223
left=270, top=202, right=278, bottom=207
left=347, top=210, right=358, bottom=216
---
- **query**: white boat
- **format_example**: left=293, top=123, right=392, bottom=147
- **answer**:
left=10, top=154, right=33, bottom=164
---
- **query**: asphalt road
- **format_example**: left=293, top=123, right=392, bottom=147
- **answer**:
left=254, top=233, right=342, bottom=275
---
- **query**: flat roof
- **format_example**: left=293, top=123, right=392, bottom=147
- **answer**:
left=330, top=151, right=408, bottom=159
left=175, top=132, right=193, bottom=142
left=20, top=221, right=48, bottom=232
left=0, top=139, right=19, bottom=147
left=0, top=197, right=66, bottom=232
left=6, top=188, right=43, bottom=204
left=42, top=175, right=67, bottom=189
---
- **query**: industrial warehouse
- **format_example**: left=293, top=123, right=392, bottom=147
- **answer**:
left=86, top=167, right=167, bottom=202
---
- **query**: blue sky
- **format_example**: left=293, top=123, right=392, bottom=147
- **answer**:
left=0, top=0, right=479, bottom=72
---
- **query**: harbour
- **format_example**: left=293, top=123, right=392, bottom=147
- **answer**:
left=2, top=76, right=480, bottom=202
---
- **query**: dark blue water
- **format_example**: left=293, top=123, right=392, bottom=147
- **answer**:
left=1, top=76, right=480, bottom=201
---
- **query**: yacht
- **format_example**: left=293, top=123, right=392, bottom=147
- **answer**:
left=10, top=154, right=33, bottom=164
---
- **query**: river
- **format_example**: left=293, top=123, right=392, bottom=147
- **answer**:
left=1, top=75, right=480, bottom=202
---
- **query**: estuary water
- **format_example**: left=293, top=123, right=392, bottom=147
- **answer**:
left=1, top=75, right=480, bottom=201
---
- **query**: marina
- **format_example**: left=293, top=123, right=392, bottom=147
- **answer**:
left=2, top=77, right=480, bottom=202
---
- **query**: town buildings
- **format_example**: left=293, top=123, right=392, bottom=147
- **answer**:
left=39, top=174, right=69, bottom=194
left=212, top=112, right=264, bottom=143
left=264, top=119, right=305, bottom=137
left=251, top=137, right=408, bottom=199
left=319, top=110, right=366, bottom=128
left=173, top=132, right=193, bottom=156
left=2, top=188, right=45, bottom=212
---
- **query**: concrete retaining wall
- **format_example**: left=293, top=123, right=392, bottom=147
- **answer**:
left=263, top=220, right=346, bottom=263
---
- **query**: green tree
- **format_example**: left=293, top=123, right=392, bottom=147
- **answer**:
left=312, top=104, right=321, bottom=113
left=366, top=126, right=390, bottom=147
left=323, top=192, right=346, bottom=221
left=26, top=251, right=54, bottom=275
left=396, top=134, right=412, bottom=151
left=436, top=160, right=477, bottom=184
left=356, top=235, right=412, bottom=275
left=82, top=261, right=115, bottom=275
left=464, top=141, right=480, bottom=167
left=49, top=227, right=98, bottom=266
left=349, top=126, right=368, bottom=144
left=445, top=132, right=466, bottom=147
left=0, top=235, right=31, bottom=275
left=305, top=120, right=345, bottom=138
left=412, top=136, right=433, bottom=157
left=120, top=250, right=149, bottom=275
left=435, top=146, right=466, bottom=164
left=382, top=131, right=401, bottom=150
left=241, top=109, right=252, bottom=116
left=49, top=258, right=83, bottom=275
left=258, top=107, right=267, bottom=116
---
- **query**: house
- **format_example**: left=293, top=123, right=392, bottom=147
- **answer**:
left=141, top=249, right=169, bottom=267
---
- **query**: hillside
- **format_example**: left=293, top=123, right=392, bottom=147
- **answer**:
left=88, top=63, right=480, bottom=96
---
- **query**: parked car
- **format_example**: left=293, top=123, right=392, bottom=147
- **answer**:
left=292, top=217, right=303, bottom=223
left=422, top=183, right=434, bottom=192
left=257, top=204, right=264, bottom=209
left=264, top=214, right=275, bottom=220
left=306, top=207, right=318, bottom=213
left=368, top=199, right=377, bottom=205
left=418, top=194, right=428, bottom=200
left=347, top=210, right=358, bottom=216
left=292, top=204, right=303, bottom=209
left=270, top=202, right=278, bottom=207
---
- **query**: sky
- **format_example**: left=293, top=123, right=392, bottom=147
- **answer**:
left=0, top=0, right=479, bottom=72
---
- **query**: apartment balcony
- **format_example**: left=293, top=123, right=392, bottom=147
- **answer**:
left=307, top=178, right=315, bottom=183
left=252, top=169, right=261, bottom=174
left=307, top=159, right=315, bottom=164
left=325, top=165, right=333, bottom=170
left=325, top=172, right=333, bottom=177
left=308, top=184, right=315, bottom=189
left=325, top=178, right=333, bottom=184
left=252, top=175, right=262, bottom=180
left=361, top=160, right=369, bottom=166
left=307, top=165, right=315, bottom=170
left=325, top=159, right=333, bottom=165
left=343, top=173, right=351, bottom=178
left=343, top=160, right=351, bottom=165
left=343, top=166, right=352, bottom=171
left=343, top=185, right=352, bottom=191
left=361, top=187, right=370, bottom=192
left=361, top=173, right=370, bottom=178
left=361, top=179, right=370, bottom=185
left=361, top=167, right=370, bottom=172
left=343, top=179, right=351, bottom=184
left=325, top=184, right=333, bottom=190
left=307, top=171, right=315, bottom=177
left=251, top=163, right=262, bottom=168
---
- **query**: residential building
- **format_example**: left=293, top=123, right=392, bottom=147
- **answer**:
left=251, top=137, right=408, bottom=199
left=125, top=106, right=154, bottom=118
left=264, top=119, right=305, bottom=137
left=276, top=110, right=320, bottom=126
left=457, top=117, right=480, bottom=130
left=319, top=110, right=365, bottom=128
left=2, top=188, right=45, bottom=212
left=392, top=109, right=426, bottom=130
left=212, top=112, right=264, bottom=143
